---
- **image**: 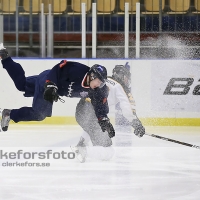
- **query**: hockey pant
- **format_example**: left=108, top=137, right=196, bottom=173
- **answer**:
left=2, top=57, right=52, bottom=123
left=76, top=98, right=112, bottom=147
left=81, top=130, right=114, bottom=161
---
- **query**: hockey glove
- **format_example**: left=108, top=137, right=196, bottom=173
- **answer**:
left=98, top=117, right=115, bottom=138
left=0, top=48, right=9, bottom=60
left=131, top=118, right=145, bottom=138
left=43, top=81, right=59, bottom=103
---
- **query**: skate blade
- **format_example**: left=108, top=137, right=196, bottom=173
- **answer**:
left=0, top=109, right=8, bottom=132
left=0, top=109, right=2, bottom=132
left=70, top=146, right=85, bottom=163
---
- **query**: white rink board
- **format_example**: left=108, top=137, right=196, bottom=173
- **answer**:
left=0, top=59, right=200, bottom=118
left=150, top=60, right=200, bottom=118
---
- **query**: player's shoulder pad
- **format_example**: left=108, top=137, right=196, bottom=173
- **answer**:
left=59, top=60, right=67, bottom=68
left=107, top=77, right=119, bottom=86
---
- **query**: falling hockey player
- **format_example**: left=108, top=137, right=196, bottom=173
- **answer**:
left=0, top=43, right=115, bottom=138
left=73, top=64, right=145, bottom=162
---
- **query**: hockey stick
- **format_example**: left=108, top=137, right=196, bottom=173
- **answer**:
left=123, top=80, right=200, bottom=150
left=145, top=133, right=200, bottom=149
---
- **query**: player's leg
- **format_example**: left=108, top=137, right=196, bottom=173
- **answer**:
left=80, top=131, right=91, bottom=145
left=1, top=96, right=52, bottom=132
left=74, top=99, right=114, bottom=162
left=73, top=132, right=114, bottom=162
left=71, top=136, right=87, bottom=163
left=0, top=75, right=38, bottom=131
left=1, top=44, right=41, bottom=96
left=76, top=99, right=112, bottom=147
left=1, top=55, right=27, bottom=92
left=0, top=105, right=50, bottom=132
left=12, top=72, right=52, bottom=122
left=0, top=72, right=52, bottom=131
left=81, top=130, right=114, bottom=161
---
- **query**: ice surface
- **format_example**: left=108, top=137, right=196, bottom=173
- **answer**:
left=0, top=125, right=200, bottom=200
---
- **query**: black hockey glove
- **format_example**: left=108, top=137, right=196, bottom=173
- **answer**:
left=43, top=81, right=59, bottom=103
left=131, top=118, right=145, bottom=138
left=98, top=117, right=115, bottom=138
left=0, top=48, right=9, bottom=60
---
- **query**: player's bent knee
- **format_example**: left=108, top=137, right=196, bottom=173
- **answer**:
left=103, top=146, right=115, bottom=161
left=36, top=113, right=47, bottom=121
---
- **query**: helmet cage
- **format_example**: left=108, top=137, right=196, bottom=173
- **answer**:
left=89, top=72, right=105, bottom=88
left=112, top=65, right=131, bottom=87
left=89, top=64, right=107, bottom=88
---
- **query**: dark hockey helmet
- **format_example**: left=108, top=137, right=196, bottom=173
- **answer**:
left=88, top=64, right=107, bottom=88
left=112, top=64, right=131, bottom=87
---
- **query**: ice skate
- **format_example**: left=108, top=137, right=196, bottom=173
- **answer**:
left=0, top=109, right=11, bottom=132
left=71, top=136, right=87, bottom=163
left=0, top=43, right=9, bottom=60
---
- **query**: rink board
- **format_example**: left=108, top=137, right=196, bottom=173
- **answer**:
left=1, top=58, right=200, bottom=126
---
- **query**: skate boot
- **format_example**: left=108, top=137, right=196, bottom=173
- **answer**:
left=0, top=109, right=11, bottom=132
left=0, top=43, right=9, bottom=60
left=71, top=136, right=87, bottom=163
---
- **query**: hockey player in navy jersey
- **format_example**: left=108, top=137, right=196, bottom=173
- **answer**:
left=73, top=64, right=145, bottom=162
left=0, top=43, right=115, bottom=137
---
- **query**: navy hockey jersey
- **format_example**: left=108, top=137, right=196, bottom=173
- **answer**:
left=46, top=60, right=109, bottom=119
